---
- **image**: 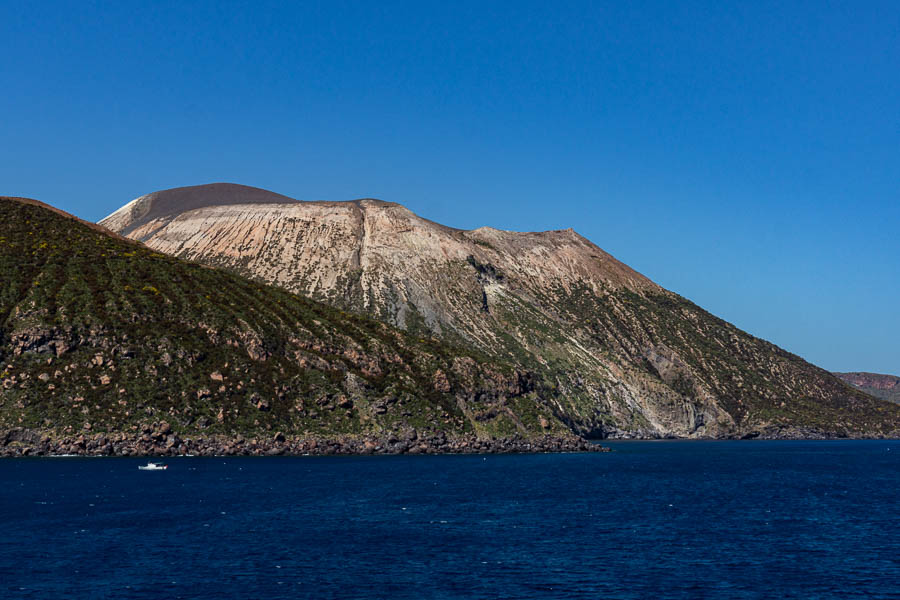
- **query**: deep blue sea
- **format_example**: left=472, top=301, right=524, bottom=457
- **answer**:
left=3, top=440, right=900, bottom=599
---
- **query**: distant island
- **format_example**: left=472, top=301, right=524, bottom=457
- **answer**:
left=2, top=187, right=899, bottom=456
left=834, top=372, right=900, bottom=404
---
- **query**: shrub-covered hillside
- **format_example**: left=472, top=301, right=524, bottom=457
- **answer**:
left=0, top=197, right=575, bottom=453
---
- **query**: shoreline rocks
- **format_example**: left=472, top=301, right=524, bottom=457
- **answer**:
left=7, top=424, right=894, bottom=458
left=0, top=427, right=608, bottom=457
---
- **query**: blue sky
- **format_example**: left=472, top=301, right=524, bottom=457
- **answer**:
left=2, top=1, right=897, bottom=374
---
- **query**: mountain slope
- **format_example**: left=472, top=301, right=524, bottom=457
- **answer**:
left=1, top=196, right=593, bottom=455
left=835, top=372, right=900, bottom=404
left=102, top=183, right=900, bottom=438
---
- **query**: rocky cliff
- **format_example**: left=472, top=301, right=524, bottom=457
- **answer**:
left=1, top=196, right=599, bottom=455
left=101, top=183, right=900, bottom=438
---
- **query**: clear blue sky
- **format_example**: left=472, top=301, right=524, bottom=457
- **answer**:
left=2, top=1, right=898, bottom=374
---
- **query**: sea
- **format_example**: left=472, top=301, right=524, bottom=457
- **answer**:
left=2, top=440, right=899, bottom=599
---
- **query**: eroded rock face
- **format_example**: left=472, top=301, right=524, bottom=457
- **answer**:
left=103, top=186, right=654, bottom=328
left=101, top=184, right=891, bottom=438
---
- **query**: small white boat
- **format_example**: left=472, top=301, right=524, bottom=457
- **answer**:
left=138, top=461, right=168, bottom=471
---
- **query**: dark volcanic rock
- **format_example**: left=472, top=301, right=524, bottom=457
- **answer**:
left=0, top=428, right=607, bottom=457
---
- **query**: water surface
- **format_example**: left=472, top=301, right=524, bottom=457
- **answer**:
left=2, top=440, right=899, bottom=598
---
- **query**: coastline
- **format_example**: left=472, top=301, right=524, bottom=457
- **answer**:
left=0, top=427, right=608, bottom=457
left=601, top=425, right=900, bottom=441
left=5, top=425, right=898, bottom=458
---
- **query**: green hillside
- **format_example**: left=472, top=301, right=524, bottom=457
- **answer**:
left=0, top=198, right=582, bottom=455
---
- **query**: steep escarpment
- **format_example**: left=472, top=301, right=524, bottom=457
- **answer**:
left=1, top=196, right=590, bottom=455
left=102, top=183, right=900, bottom=439
left=835, top=372, right=900, bottom=404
